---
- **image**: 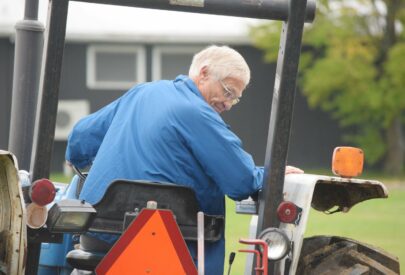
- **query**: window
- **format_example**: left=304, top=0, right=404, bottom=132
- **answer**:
left=87, top=45, right=146, bottom=90
left=152, top=46, right=204, bottom=80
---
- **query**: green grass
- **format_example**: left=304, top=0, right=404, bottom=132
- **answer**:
left=225, top=187, right=405, bottom=275
left=49, top=173, right=71, bottom=183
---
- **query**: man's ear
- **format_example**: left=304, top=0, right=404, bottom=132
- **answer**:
left=199, top=66, right=209, bottom=79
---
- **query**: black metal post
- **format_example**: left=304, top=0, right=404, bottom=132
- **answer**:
left=255, top=0, right=309, bottom=274
left=25, top=1, right=69, bottom=274
left=8, top=0, right=44, bottom=171
left=75, top=0, right=315, bottom=22
left=30, top=0, right=69, bottom=182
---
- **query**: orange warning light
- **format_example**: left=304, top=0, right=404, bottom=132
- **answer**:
left=332, top=147, right=364, bottom=178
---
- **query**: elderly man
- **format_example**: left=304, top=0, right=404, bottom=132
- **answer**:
left=66, top=45, right=302, bottom=274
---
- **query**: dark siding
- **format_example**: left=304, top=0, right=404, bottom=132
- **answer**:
left=1, top=39, right=344, bottom=172
left=52, top=43, right=133, bottom=171
left=289, top=91, right=342, bottom=168
left=223, top=45, right=274, bottom=166
left=0, top=39, right=13, bottom=151
left=226, top=45, right=343, bottom=168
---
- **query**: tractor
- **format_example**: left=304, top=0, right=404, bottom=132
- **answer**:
left=0, top=0, right=400, bottom=274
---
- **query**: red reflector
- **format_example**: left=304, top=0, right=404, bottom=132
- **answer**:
left=30, top=179, right=56, bottom=206
left=277, top=201, right=298, bottom=224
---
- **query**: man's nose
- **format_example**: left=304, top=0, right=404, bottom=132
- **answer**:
left=224, top=101, right=233, bottom=111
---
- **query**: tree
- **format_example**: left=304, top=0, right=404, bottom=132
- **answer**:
left=250, top=0, right=405, bottom=174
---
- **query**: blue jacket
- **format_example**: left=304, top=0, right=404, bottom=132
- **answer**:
left=66, top=75, right=264, bottom=274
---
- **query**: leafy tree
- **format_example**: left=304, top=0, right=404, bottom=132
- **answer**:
left=250, top=0, right=405, bottom=174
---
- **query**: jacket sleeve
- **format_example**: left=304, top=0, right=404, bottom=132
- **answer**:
left=178, top=105, right=264, bottom=201
left=65, top=97, right=121, bottom=168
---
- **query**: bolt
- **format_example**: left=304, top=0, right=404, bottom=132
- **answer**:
left=146, top=201, right=157, bottom=209
left=285, top=209, right=291, bottom=215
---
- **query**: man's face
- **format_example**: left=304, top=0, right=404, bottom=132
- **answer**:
left=197, top=68, right=245, bottom=113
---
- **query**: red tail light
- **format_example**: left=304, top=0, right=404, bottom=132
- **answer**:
left=277, top=201, right=301, bottom=224
left=29, top=179, right=56, bottom=206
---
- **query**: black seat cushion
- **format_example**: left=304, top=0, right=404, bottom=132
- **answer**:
left=66, top=249, right=105, bottom=271
left=88, top=180, right=224, bottom=241
left=66, top=234, right=112, bottom=271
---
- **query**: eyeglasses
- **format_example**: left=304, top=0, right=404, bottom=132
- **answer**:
left=219, top=80, right=240, bottom=105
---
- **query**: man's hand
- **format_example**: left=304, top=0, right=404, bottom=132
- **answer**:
left=285, top=165, right=304, bottom=174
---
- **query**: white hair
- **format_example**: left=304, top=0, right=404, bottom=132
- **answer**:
left=189, top=45, right=251, bottom=86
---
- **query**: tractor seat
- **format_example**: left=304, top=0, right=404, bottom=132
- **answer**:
left=66, top=179, right=224, bottom=271
left=66, top=249, right=104, bottom=272
left=86, top=179, right=224, bottom=240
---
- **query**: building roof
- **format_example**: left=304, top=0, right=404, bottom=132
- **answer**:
left=0, top=0, right=262, bottom=44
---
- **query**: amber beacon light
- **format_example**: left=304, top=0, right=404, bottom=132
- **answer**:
left=332, top=146, right=364, bottom=178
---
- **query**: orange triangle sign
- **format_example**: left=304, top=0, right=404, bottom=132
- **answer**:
left=96, top=209, right=197, bottom=275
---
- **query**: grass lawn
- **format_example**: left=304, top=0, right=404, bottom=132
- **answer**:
left=225, top=187, right=405, bottom=275
left=50, top=173, right=72, bottom=183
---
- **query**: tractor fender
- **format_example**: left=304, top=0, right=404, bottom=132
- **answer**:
left=285, top=173, right=388, bottom=215
left=0, top=150, right=27, bottom=275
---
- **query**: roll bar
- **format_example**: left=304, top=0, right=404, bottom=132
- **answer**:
left=13, top=0, right=315, bottom=274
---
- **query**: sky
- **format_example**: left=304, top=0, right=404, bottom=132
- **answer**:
left=0, top=0, right=262, bottom=43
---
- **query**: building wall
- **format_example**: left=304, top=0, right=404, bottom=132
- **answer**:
left=0, top=39, right=13, bottom=151
left=1, top=38, right=343, bottom=173
left=225, top=45, right=343, bottom=168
